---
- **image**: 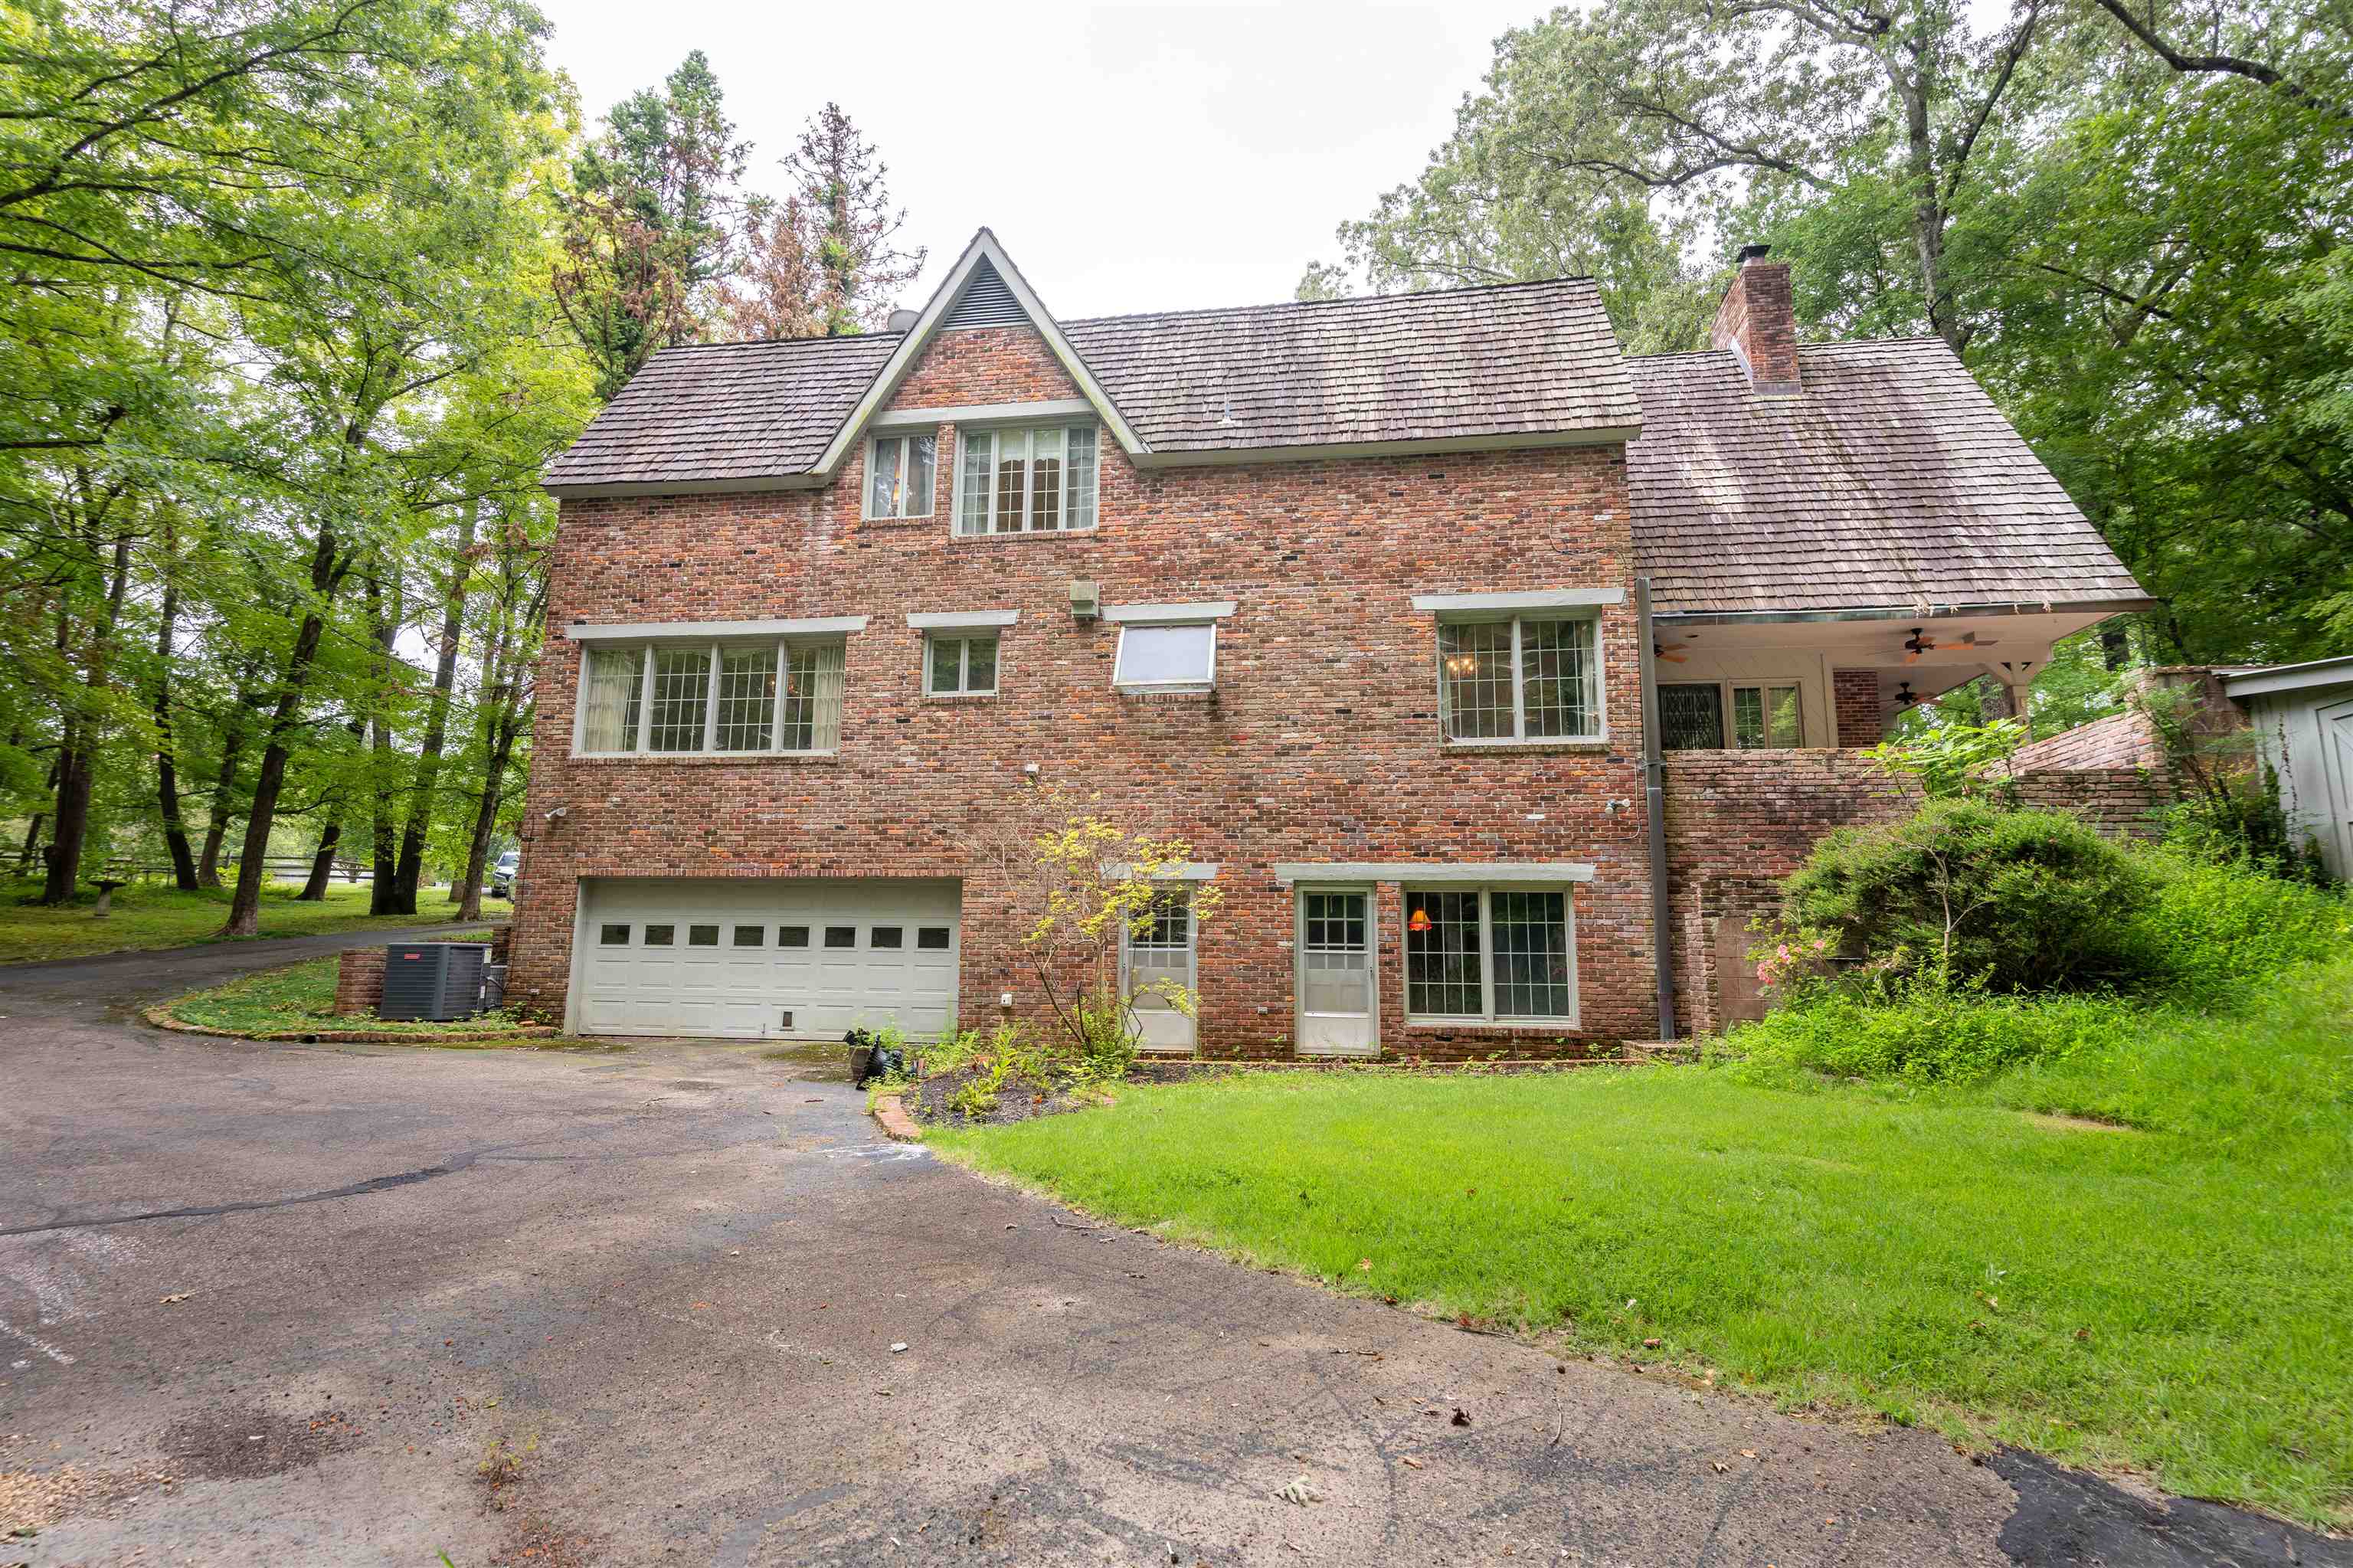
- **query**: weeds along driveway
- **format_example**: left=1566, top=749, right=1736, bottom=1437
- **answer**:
left=0, top=939, right=2328, bottom=1567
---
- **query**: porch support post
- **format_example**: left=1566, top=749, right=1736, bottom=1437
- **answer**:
left=1636, top=576, right=1677, bottom=1040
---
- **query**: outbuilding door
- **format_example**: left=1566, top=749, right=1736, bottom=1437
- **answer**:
left=575, top=877, right=958, bottom=1040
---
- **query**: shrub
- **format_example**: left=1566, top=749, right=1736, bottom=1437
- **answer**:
left=1780, top=799, right=2158, bottom=992
left=1720, top=977, right=2145, bottom=1085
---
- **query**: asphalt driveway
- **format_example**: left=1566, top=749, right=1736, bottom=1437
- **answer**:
left=1, top=931, right=2340, bottom=1566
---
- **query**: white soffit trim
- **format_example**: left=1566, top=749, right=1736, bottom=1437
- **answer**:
left=1101, top=862, right=1222, bottom=882
left=905, top=610, right=1019, bottom=630
left=1412, top=588, right=1626, bottom=614
left=566, top=615, right=869, bottom=642
left=872, top=399, right=1096, bottom=431
left=1272, top=862, right=1598, bottom=885
left=1103, top=600, right=1238, bottom=624
left=811, top=230, right=1147, bottom=475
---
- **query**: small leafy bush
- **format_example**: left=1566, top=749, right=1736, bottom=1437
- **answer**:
left=2131, top=851, right=2351, bottom=1007
left=1781, top=799, right=2158, bottom=992
left=1721, top=977, right=2145, bottom=1085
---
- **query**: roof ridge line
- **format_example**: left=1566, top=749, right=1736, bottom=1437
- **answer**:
left=1063, top=274, right=1600, bottom=330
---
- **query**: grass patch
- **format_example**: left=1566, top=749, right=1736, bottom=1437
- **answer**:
left=162, top=946, right=545, bottom=1041
left=0, top=877, right=508, bottom=964
left=931, top=957, right=2353, bottom=1527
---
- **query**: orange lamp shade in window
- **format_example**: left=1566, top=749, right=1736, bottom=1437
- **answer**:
left=1407, top=907, right=1433, bottom=934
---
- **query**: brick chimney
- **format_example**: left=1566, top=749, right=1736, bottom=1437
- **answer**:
left=1712, top=244, right=1802, bottom=394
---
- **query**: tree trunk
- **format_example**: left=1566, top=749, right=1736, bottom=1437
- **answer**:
left=298, top=819, right=345, bottom=900
left=298, top=717, right=367, bottom=901
left=394, top=505, right=475, bottom=913
left=198, top=697, right=254, bottom=889
left=222, top=525, right=343, bottom=938
left=41, top=532, right=134, bottom=905
left=456, top=645, right=523, bottom=925
left=17, top=808, right=44, bottom=877
left=365, top=565, right=405, bottom=915
left=152, top=571, right=200, bottom=891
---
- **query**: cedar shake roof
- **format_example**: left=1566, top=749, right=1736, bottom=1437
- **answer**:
left=542, top=332, right=899, bottom=493
left=1629, top=339, right=2145, bottom=616
left=1059, top=279, right=1638, bottom=453
left=543, top=277, right=1636, bottom=492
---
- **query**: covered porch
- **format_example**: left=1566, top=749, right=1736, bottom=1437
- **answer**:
left=1647, top=602, right=2137, bottom=751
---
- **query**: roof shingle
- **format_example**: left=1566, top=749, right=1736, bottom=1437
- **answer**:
left=542, top=332, right=898, bottom=492
left=1060, top=278, right=1638, bottom=453
left=1628, top=339, right=2144, bottom=616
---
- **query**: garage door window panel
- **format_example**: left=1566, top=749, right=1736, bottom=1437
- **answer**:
left=688, top=924, right=720, bottom=947
left=598, top=923, right=630, bottom=945
left=644, top=924, right=675, bottom=946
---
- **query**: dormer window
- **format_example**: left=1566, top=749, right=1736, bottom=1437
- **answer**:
left=865, top=434, right=934, bottom=519
left=957, top=424, right=1098, bottom=535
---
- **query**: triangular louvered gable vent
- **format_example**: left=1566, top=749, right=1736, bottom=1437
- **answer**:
left=943, top=259, right=1026, bottom=329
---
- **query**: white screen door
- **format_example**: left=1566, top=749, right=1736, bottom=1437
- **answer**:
left=1124, top=892, right=1196, bottom=1053
left=1297, top=889, right=1376, bottom=1056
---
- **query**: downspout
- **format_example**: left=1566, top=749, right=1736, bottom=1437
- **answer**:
left=1636, top=576, right=1677, bottom=1039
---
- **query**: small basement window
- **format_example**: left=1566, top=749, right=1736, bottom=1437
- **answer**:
left=1114, top=622, right=1216, bottom=692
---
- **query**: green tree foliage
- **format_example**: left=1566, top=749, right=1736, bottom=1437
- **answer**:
left=1316, top=0, right=2353, bottom=666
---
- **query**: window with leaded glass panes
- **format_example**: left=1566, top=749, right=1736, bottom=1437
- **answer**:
left=1437, top=615, right=1600, bottom=742
left=1404, top=887, right=1576, bottom=1023
left=573, top=640, right=846, bottom=757
left=956, top=424, right=1098, bottom=535
left=1658, top=683, right=1726, bottom=749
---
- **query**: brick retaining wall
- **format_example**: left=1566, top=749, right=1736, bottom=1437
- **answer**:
left=1662, top=752, right=2166, bottom=1035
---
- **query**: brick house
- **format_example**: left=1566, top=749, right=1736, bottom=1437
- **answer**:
left=512, top=231, right=2151, bottom=1054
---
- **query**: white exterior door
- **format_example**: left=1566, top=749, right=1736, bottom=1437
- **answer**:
left=574, top=878, right=959, bottom=1040
left=2322, top=698, right=2353, bottom=879
left=1296, top=888, right=1376, bottom=1056
left=1121, top=892, right=1196, bottom=1054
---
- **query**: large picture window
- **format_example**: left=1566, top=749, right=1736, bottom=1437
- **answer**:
left=1438, top=615, right=1601, bottom=742
left=577, top=640, right=846, bottom=756
left=1403, top=887, right=1576, bottom=1024
left=956, top=424, right=1098, bottom=535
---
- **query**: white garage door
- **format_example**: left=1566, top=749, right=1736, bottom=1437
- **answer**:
left=574, top=878, right=960, bottom=1040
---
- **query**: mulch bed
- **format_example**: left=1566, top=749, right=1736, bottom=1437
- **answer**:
left=902, top=1066, right=1109, bottom=1127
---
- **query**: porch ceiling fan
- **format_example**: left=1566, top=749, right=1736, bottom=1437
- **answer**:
left=1651, top=641, right=1690, bottom=664
left=1903, top=625, right=1997, bottom=663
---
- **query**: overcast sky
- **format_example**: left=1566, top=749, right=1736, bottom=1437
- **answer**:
left=535, top=0, right=1551, bottom=322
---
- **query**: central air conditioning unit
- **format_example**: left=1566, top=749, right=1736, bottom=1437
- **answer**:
left=380, top=942, right=490, bottom=1022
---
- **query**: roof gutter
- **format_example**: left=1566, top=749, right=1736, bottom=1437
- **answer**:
left=1653, top=597, right=2154, bottom=627
left=1635, top=574, right=1676, bottom=1042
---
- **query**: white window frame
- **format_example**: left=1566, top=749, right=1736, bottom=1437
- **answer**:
left=1658, top=679, right=1806, bottom=750
left=1432, top=611, right=1606, bottom=745
left=924, top=632, right=1000, bottom=698
left=1105, top=601, right=1233, bottom=695
left=1118, top=887, right=1199, bottom=1052
left=1401, top=884, right=1580, bottom=1029
left=1112, top=622, right=1216, bottom=692
left=571, top=637, right=847, bottom=759
left=955, top=423, right=1099, bottom=535
left=862, top=432, right=936, bottom=520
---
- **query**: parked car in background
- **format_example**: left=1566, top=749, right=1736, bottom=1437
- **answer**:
left=491, top=850, right=520, bottom=901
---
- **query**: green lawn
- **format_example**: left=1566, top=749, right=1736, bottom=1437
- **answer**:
left=0, top=877, right=507, bottom=964
left=162, top=942, right=550, bottom=1040
left=931, top=957, right=2353, bottom=1527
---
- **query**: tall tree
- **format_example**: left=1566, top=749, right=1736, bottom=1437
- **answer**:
left=781, top=103, right=924, bottom=337
left=555, top=51, right=748, bottom=398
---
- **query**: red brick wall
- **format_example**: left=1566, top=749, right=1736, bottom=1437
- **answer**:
left=2008, top=709, right=2163, bottom=771
left=334, top=948, right=385, bottom=1017
left=1710, top=260, right=1801, bottom=389
left=512, top=321, right=1653, bottom=1056
left=1832, top=669, right=1881, bottom=748
left=1661, top=753, right=2166, bottom=1034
